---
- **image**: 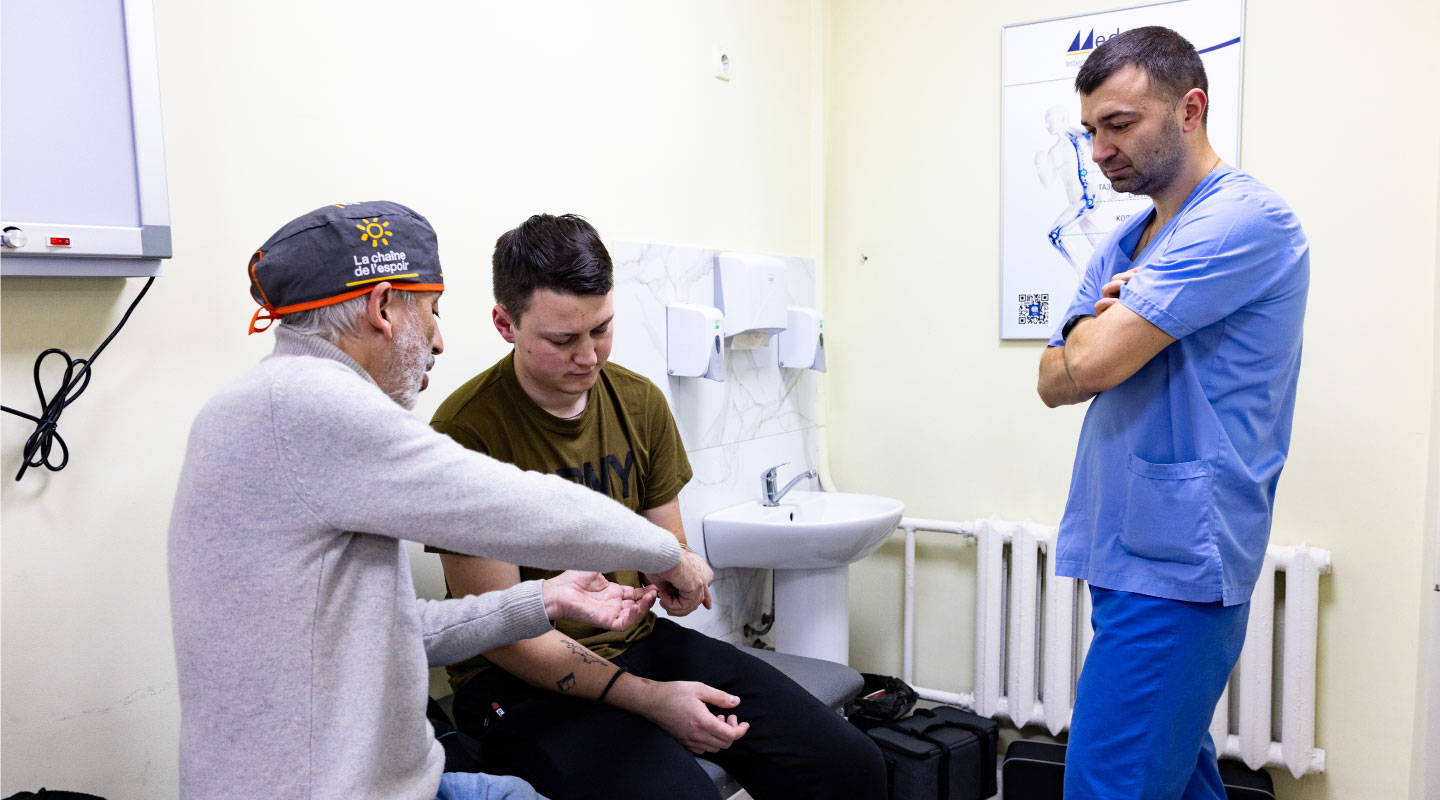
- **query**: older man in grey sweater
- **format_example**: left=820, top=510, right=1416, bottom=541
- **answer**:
left=169, top=202, right=713, bottom=800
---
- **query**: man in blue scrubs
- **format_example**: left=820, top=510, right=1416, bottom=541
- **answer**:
left=1037, top=27, right=1309, bottom=799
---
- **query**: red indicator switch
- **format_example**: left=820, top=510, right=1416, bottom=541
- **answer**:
left=48, top=237, right=72, bottom=247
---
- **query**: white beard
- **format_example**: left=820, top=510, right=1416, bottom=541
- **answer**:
left=380, top=321, right=433, bottom=410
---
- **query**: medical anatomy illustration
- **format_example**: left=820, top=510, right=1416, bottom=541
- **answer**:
left=1035, top=105, right=1104, bottom=274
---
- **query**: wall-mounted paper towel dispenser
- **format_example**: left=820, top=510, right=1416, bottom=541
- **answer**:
left=713, top=252, right=788, bottom=340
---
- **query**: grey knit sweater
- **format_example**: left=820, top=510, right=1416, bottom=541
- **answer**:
left=168, top=328, right=682, bottom=799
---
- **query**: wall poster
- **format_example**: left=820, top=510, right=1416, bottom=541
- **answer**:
left=1000, top=0, right=1244, bottom=340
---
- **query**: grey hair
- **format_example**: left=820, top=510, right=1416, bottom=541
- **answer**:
left=280, top=289, right=419, bottom=342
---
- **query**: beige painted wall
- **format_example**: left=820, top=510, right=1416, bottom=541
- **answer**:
left=0, top=3, right=819, bottom=797
left=826, top=1, right=1440, bottom=798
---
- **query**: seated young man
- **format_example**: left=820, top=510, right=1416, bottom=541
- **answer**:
left=429, top=214, right=886, bottom=800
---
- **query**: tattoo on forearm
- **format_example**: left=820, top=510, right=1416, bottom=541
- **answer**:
left=563, top=640, right=606, bottom=665
left=556, top=672, right=577, bottom=693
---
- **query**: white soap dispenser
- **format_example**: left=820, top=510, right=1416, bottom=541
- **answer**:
left=666, top=303, right=726, bottom=381
left=777, top=306, right=826, bottom=372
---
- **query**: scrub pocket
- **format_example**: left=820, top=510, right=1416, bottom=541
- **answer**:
left=1120, top=454, right=1212, bottom=565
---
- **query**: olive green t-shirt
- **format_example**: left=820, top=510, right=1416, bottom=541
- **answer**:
left=428, top=352, right=693, bottom=691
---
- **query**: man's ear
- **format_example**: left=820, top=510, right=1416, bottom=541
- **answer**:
left=1179, top=88, right=1207, bottom=134
left=493, top=304, right=518, bottom=344
left=364, top=282, right=397, bottom=340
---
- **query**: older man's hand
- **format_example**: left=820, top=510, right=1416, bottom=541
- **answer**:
left=645, top=550, right=714, bottom=617
left=540, top=571, right=659, bottom=630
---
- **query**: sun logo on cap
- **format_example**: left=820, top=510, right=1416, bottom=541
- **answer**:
left=356, top=218, right=392, bottom=248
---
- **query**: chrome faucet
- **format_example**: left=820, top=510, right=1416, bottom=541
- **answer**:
left=761, top=463, right=817, bottom=507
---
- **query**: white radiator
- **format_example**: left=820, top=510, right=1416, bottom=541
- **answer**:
left=897, top=516, right=1330, bottom=778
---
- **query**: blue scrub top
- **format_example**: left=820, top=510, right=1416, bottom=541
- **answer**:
left=1049, top=166, right=1309, bottom=605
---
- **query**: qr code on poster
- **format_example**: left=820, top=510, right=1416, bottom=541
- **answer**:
left=1018, top=293, right=1049, bottom=325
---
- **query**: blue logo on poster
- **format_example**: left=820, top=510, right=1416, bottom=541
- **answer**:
left=1067, top=27, right=1121, bottom=55
left=1028, top=303, right=1043, bottom=318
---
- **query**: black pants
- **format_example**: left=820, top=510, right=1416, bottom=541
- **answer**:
left=452, top=619, right=886, bottom=800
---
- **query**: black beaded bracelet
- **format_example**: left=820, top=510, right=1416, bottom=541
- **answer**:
left=596, top=665, right=626, bottom=704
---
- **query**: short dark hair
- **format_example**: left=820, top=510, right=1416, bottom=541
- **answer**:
left=492, top=214, right=614, bottom=322
left=1075, top=26, right=1209, bottom=125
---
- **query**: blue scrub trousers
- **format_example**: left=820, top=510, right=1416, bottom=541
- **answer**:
left=1065, top=587, right=1249, bottom=800
left=436, top=772, right=549, bottom=800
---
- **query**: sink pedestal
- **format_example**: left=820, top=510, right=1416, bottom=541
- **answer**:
left=773, top=565, right=849, bottom=664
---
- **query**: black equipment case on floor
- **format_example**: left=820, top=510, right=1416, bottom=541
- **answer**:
left=1218, top=759, right=1277, bottom=799
left=1001, top=739, right=1065, bottom=799
left=1001, top=739, right=1277, bottom=800
left=866, top=706, right=998, bottom=800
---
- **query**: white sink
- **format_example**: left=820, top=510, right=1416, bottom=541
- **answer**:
left=702, top=491, right=904, bottom=569
left=702, top=490, right=904, bottom=664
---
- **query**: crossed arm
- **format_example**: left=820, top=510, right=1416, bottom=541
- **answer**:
left=1037, top=269, right=1176, bottom=407
left=439, top=497, right=749, bottom=754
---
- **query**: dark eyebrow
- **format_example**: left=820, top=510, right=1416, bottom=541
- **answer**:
left=1097, top=109, right=1139, bottom=125
left=541, top=314, right=615, bottom=339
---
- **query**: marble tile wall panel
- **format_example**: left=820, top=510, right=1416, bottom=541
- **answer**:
left=609, top=241, right=823, bottom=643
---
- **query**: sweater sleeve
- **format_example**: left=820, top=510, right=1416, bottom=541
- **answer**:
left=269, top=359, right=682, bottom=574
left=415, top=580, right=552, bottom=667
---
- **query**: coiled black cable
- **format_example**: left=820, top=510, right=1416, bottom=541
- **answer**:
left=1, top=276, right=156, bottom=481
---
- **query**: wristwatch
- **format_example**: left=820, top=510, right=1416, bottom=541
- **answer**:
left=1060, top=314, right=1094, bottom=342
